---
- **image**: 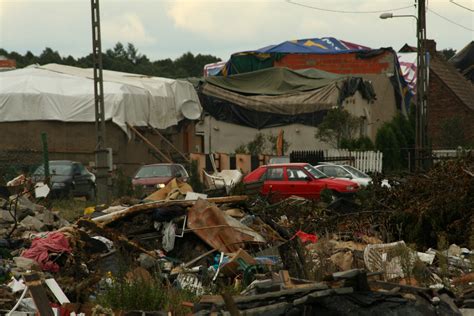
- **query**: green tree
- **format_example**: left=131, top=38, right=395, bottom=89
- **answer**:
left=38, top=47, right=62, bottom=65
left=376, top=123, right=401, bottom=171
left=440, top=48, right=456, bottom=61
left=1, top=44, right=221, bottom=79
left=340, top=136, right=374, bottom=151
left=246, top=133, right=267, bottom=155
left=316, top=108, right=360, bottom=147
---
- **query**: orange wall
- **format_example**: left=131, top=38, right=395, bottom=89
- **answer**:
left=274, top=51, right=393, bottom=74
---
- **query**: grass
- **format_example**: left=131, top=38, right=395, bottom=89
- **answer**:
left=97, top=274, right=198, bottom=315
left=49, top=198, right=94, bottom=222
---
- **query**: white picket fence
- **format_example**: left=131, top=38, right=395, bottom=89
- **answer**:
left=432, top=148, right=471, bottom=163
left=323, top=149, right=383, bottom=173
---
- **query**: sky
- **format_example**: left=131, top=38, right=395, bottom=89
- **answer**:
left=0, top=0, right=472, bottom=61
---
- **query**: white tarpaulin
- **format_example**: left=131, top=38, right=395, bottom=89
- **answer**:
left=397, top=52, right=417, bottom=94
left=0, top=64, right=201, bottom=136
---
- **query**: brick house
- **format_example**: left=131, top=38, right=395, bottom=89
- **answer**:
left=400, top=41, right=474, bottom=148
left=425, top=41, right=474, bottom=148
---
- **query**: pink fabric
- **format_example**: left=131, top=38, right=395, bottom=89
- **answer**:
left=22, top=232, right=71, bottom=272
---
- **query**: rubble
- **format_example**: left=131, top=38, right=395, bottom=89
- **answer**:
left=0, top=159, right=472, bottom=315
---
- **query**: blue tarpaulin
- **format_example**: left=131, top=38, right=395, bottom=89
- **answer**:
left=242, top=37, right=371, bottom=55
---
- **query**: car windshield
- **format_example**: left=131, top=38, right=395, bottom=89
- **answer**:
left=135, top=165, right=172, bottom=178
left=304, top=165, right=327, bottom=179
left=34, top=163, right=72, bottom=176
left=343, top=165, right=369, bottom=178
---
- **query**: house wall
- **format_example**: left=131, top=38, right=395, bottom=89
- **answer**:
left=427, top=72, right=474, bottom=148
left=272, top=51, right=399, bottom=141
left=195, top=117, right=331, bottom=154
left=274, top=50, right=395, bottom=75
left=195, top=73, right=398, bottom=154
left=0, top=121, right=192, bottom=176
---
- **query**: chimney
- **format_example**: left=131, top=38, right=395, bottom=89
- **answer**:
left=424, top=39, right=437, bottom=54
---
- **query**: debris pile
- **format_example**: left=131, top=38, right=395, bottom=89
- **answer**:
left=0, top=157, right=472, bottom=315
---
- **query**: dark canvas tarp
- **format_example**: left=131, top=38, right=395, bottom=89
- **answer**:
left=205, top=67, right=343, bottom=95
left=200, top=93, right=328, bottom=129
left=201, top=81, right=338, bottom=115
left=199, top=69, right=376, bottom=129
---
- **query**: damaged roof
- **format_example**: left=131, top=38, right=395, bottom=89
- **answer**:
left=430, top=54, right=474, bottom=110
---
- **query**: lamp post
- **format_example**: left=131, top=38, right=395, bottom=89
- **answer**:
left=380, top=0, right=427, bottom=171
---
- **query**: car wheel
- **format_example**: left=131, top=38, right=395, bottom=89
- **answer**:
left=321, top=189, right=338, bottom=204
left=329, top=190, right=339, bottom=202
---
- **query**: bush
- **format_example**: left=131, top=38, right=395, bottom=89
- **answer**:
left=97, top=274, right=197, bottom=315
left=340, top=136, right=374, bottom=151
left=376, top=123, right=401, bottom=171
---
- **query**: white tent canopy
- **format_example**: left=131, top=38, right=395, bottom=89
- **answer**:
left=0, top=64, right=202, bottom=135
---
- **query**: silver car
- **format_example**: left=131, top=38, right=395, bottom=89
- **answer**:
left=314, top=164, right=390, bottom=188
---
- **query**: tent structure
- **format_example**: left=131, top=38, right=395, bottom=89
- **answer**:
left=248, top=37, right=371, bottom=54
left=207, top=37, right=372, bottom=76
left=0, top=64, right=202, bottom=136
left=199, top=67, right=376, bottom=129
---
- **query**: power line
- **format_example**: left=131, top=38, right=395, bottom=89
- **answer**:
left=285, top=0, right=414, bottom=14
left=427, top=8, right=474, bottom=31
left=449, top=0, right=474, bottom=12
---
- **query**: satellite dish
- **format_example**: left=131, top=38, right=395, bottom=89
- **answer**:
left=180, top=99, right=201, bottom=120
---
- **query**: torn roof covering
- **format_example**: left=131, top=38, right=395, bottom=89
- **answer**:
left=244, top=37, right=371, bottom=55
left=204, top=37, right=371, bottom=76
left=200, top=67, right=377, bottom=129
left=0, top=63, right=202, bottom=136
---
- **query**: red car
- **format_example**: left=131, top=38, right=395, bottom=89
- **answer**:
left=132, top=163, right=189, bottom=194
left=243, top=163, right=359, bottom=201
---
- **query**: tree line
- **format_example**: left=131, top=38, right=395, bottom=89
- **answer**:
left=0, top=42, right=221, bottom=78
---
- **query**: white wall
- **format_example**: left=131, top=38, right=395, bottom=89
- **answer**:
left=195, top=116, right=332, bottom=154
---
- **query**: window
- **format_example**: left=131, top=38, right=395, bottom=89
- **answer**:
left=77, top=163, right=88, bottom=175
left=304, top=165, right=327, bottom=179
left=323, top=166, right=351, bottom=178
left=135, top=165, right=173, bottom=178
left=287, top=168, right=310, bottom=181
left=264, top=167, right=284, bottom=180
left=343, top=165, right=369, bottom=178
left=319, top=166, right=338, bottom=177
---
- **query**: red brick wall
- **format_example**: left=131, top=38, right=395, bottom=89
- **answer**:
left=427, top=72, right=474, bottom=148
left=274, top=51, right=394, bottom=74
left=0, top=59, right=16, bottom=69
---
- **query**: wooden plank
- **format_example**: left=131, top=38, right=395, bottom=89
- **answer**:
left=127, top=123, right=172, bottom=163
left=148, top=125, right=190, bottom=163
left=23, top=273, right=54, bottom=316
left=93, top=195, right=248, bottom=224
left=44, top=279, right=70, bottom=305
left=279, top=270, right=294, bottom=289
left=199, top=282, right=328, bottom=307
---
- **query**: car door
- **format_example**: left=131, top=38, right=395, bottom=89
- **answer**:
left=72, top=163, right=89, bottom=195
left=261, top=167, right=287, bottom=200
left=286, top=167, right=315, bottom=199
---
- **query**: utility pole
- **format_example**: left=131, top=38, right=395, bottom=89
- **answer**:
left=415, top=0, right=428, bottom=170
left=91, top=0, right=109, bottom=204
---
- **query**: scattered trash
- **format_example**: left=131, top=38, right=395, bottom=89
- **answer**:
left=0, top=157, right=472, bottom=315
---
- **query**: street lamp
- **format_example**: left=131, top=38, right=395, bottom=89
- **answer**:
left=379, top=13, right=418, bottom=21
left=380, top=5, right=427, bottom=171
